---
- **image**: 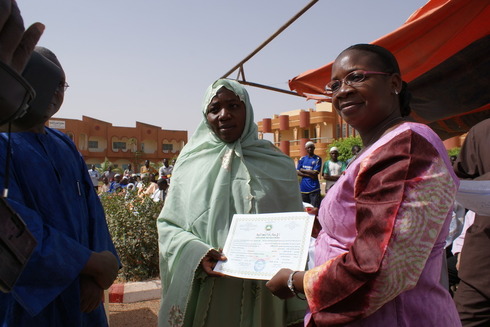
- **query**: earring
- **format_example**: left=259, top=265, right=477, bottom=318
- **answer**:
left=394, top=89, right=399, bottom=95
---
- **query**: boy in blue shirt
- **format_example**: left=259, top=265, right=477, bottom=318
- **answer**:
left=297, top=141, right=322, bottom=208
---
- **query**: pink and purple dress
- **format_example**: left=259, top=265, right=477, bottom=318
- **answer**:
left=304, top=122, right=462, bottom=327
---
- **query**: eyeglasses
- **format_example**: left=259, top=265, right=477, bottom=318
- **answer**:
left=325, top=70, right=391, bottom=96
left=58, top=81, right=69, bottom=92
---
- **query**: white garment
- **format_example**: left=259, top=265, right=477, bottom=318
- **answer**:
left=151, top=189, right=165, bottom=202
left=326, top=161, right=343, bottom=176
left=88, top=169, right=100, bottom=187
left=452, top=210, right=476, bottom=255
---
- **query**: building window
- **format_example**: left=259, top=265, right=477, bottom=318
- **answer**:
left=88, top=140, right=98, bottom=149
left=162, top=143, right=173, bottom=151
left=113, top=141, right=126, bottom=150
left=303, top=130, right=310, bottom=139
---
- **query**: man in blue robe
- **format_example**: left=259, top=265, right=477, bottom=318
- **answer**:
left=0, top=47, right=119, bottom=326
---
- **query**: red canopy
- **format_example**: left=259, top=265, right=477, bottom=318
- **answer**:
left=289, top=0, right=490, bottom=140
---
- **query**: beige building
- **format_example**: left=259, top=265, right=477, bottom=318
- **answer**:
left=257, top=102, right=357, bottom=162
left=257, top=102, right=464, bottom=163
left=46, top=116, right=188, bottom=170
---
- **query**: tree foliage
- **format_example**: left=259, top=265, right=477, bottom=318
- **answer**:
left=326, top=136, right=363, bottom=162
left=101, top=192, right=163, bottom=281
left=447, top=147, right=461, bottom=157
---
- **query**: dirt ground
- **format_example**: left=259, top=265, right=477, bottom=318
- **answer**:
left=109, top=299, right=160, bottom=327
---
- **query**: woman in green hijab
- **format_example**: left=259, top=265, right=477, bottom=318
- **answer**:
left=157, top=79, right=306, bottom=327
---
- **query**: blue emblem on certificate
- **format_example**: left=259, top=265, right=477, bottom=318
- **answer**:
left=254, top=259, right=266, bottom=272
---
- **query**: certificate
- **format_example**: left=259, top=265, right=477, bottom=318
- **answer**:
left=456, top=180, right=490, bottom=216
left=214, top=212, right=314, bottom=280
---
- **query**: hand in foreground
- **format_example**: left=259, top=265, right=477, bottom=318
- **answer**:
left=82, top=251, right=119, bottom=289
left=79, top=275, right=103, bottom=313
left=266, top=268, right=294, bottom=299
left=0, top=0, right=44, bottom=72
left=267, top=269, right=307, bottom=300
left=200, top=248, right=227, bottom=277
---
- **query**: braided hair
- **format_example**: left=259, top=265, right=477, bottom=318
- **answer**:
left=342, top=44, right=411, bottom=117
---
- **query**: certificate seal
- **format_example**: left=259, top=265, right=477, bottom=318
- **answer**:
left=254, top=259, right=266, bottom=272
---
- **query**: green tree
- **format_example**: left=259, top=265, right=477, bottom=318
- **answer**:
left=101, top=192, right=163, bottom=281
left=447, top=147, right=460, bottom=157
left=327, top=136, right=363, bottom=162
left=98, top=157, right=122, bottom=175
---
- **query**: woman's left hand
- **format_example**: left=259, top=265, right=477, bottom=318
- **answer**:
left=266, top=268, right=295, bottom=299
left=200, top=248, right=227, bottom=277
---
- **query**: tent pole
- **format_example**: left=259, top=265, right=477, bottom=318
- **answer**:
left=221, top=0, right=319, bottom=79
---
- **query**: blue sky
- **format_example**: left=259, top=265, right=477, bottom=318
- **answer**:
left=19, top=0, right=427, bottom=136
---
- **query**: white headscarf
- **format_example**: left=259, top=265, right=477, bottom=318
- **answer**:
left=157, top=79, right=303, bottom=322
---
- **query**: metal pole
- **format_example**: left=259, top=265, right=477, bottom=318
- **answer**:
left=237, top=80, right=305, bottom=97
left=221, top=0, right=319, bottom=79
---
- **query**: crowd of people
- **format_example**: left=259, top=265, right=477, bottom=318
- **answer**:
left=90, top=159, right=174, bottom=203
left=0, top=2, right=488, bottom=326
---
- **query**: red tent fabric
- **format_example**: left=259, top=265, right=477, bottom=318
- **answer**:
left=289, top=0, right=490, bottom=140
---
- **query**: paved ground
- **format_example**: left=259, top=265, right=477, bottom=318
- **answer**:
left=109, top=299, right=160, bottom=327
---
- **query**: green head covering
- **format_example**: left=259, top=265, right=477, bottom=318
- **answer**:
left=157, top=79, right=303, bottom=324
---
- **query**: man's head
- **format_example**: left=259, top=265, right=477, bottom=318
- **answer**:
left=163, top=158, right=169, bottom=167
left=329, top=147, right=339, bottom=162
left=12, top=46, right=66, bottom=132
left=351, top=145, right=361, bottom=156
left=114, top=174, right=121, bottom=182
left=145, top=160, right=150, bottom=167
left=91, top=164, right=96, bottom=170
left=305, top=141, right=315, bottom=156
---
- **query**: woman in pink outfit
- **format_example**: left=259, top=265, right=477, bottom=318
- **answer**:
left=267, top=44, right=461, bottom=327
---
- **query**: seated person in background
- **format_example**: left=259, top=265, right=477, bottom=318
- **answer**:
left=108, top=174, right=122, bottom=193
left=123, top=164, right=134, bottom=177
left=139, top=174, right=158, bottom=197
left=99, top=176, right=110, bottom=193
left=103, top=166, right=116, bottom=182
left=151, top=178, right=168, bottom=202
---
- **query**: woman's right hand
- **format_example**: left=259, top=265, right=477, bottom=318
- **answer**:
left=200, top=248, right=227, bottom=277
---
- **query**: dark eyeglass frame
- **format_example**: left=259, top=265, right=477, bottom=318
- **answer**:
left=325, top=70, right=391, bottom=96
left=58, top=81, right=69, bottom=92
